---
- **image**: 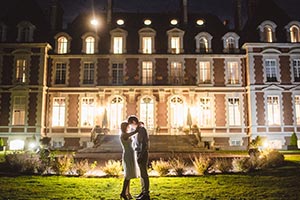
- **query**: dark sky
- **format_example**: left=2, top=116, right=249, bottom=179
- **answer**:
left=37, top=0, right=300, bottom=27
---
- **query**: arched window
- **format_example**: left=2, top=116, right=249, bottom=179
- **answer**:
left=167, top=28, right=185, bottom=54
left=170, top=96, right=184, bottom=129
left=57, top=36, right=68, bottom=54
left=258, top=21, right=277, bottom=43
left=139, top=28, right=156, bottom=54
left=222, top=32, right=240, bottom=53
left=16, top=21, right=36, bottom=42
left=109, top=96, right=124, bottom=132
left=195, top=32, right=213, bottom=53
left=85, top=36, right=95, bottom=54
left=199, top=37, right=208, bottom=53
left=139, top=97, right=155, bottom=132
left=290, top=25, right=300, bottom=43
left=264, top=26, right=273, bottom=43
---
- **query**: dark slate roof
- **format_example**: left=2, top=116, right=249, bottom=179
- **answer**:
left=242, top=0, right=291, bottom=43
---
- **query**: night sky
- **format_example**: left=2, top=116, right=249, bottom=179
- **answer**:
left=36, top=0, right=300, bottom=27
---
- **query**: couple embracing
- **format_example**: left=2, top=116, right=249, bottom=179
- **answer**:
left=119, top=116, right=150, bottom=200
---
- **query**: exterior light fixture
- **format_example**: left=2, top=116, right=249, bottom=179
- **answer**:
left=170, top=19, right=178, bottom=25
left=144, top=19, right=152, bottom=25
left=90, top=18, right=99, bottom=26
left=196, top=19, right=205, bottom=26
left=117, top=19, right=124, bottom=25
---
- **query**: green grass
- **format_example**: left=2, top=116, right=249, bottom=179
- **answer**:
left=0, top=161, right=300, bottom=200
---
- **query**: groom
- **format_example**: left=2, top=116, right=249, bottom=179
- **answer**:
left=128, top=116, right=150, bottom=200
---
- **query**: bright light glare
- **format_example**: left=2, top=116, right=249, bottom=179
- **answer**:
left=263, top=141, right=269, bottom=149
left=90, top=19, right=99, bottom=26
left=10, top=139, right=25, bottom=150
left=29, top=142, right=36, bottom=150
left=197, top=19, right=205, bottom=26
left=117, top=19, right=124, bottom=25
left=144, top=19, right=152, bottom=25
left=170, top=19, right=178, bottom=25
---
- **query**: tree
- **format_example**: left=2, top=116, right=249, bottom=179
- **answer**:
left=290, top=132, right=298, bottom=146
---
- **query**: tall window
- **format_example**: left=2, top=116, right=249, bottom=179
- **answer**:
left=81, top=98, right=95, bottom=127
left=290, top=26, right=300, bottom=43
left=170, top=96, right=184, bottom=128
left=227, top=62, right=239, bottom=84
left=142, top=61, right=153, bottom=85
left=295, top=96, right=300, bottom=125
left=265, top=59, right=277, bottom=82
left=226, top=37, right=235, bottom=52
left=267, top=96, right=280, bottom=125
left=293, top=59, right=300, bottom=82
left=109, top=96, right=124, bottom=131
left=113, top=37, right=123, bottom=54
left=16, top=59, right=27, bottom=83
left=140, top=97, right=154, bottom=131
left=228, top=98, right=241, bottom=126
left=199, top=37, right=208, bottom=53
left=199, top=61, right=211, bottom=84
left=85, top=36, right=95, bottom=54
left=55, top=63, right=66, bottom=84
left=171, top=37, right=180, bottom=54
left=264, top=27, right=273, bottom=43
left=52, top=97, right=65, bottom=127
left=112, top=63, right=123, bottom=85
left=198, top=98, right=212, bottom=126
left=57, top=36, right=68, bottom=54
left=83, top=63, right=94, bottom=84
left=12, top=96, right=26, bottom=125
left=142, top=37, right=152, bottom=54
left=170, top=62, right=183, bottom=84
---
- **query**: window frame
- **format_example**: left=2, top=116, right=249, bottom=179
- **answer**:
left=167, top=28, right=185, bottom=54
left=138, top=27, right=156, bottom=54
left=54, top=32, right=72, bottom=54
left=195, top=32, right=213, bottom=53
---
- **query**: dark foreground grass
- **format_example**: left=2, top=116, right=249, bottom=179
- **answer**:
left=0, top=161, right=300, bottom=200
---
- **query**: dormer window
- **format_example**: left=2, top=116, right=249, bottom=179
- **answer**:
left=54, top=33, right=72, bottom=54
left=110, top=28, right=128, bottom=54
left=0, top=23, right=7, bottom=42
left=139, top=28, right=156, bottom=54
left=16, top=21, right=36, bottom=42
left=222, top=32, right=240, bottom=53
left=258, top=21, right=277, bottom=43
left=285, top=21, right=300, bottom=43
left=167, top=28, right=184, bottom=54
left=82, top=32, right=99, bottom=54
left=195, top=32, right=213, bottom=53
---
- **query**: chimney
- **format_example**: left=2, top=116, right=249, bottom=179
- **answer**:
left=182, top=0, right=188, bottom=24
left=234, top=0, right=242, bottom=31
left=50, top=0, right=64, bottom=31
left=107, top=0, right=112, bottom=25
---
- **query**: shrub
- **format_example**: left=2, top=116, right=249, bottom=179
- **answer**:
left=290, top=132, right=298, bottom=146
left=0, top=138, right=4, bottom=147
left=170, top=157, right=187, bottom=176
left=151, top=159, right=171, bottom=176
left=5, top=152, right=45, bottom=174
left=258, top=150, right=284, bottom=169
left=232, top=157, right=252, bottom=172
left=191, top=155, right=212, bottom=175
left=73, top=159, right=90, bottom=176
left=213, top=158, right=232, bottom=173
left=102, top=160, right=122, bottom=176
left=52, top=154, right=74, bottom=175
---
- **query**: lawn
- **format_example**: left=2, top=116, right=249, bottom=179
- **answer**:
left=0, top=161, right=300, bottom=200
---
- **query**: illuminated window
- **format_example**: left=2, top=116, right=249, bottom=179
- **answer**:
left=52, top=97, right=65, bottom=127
left=195, top=32, right=212, bottom=53
left=85, top=36, right=95, bottom=54
left=295, top=95, right=300, bottom=125
left=171, top=37, right=180, bottom=54
left=199, top=61, right=211, bottom=84
left=12, top=96, right=26, bottom=125
left=113, top=37, right=123, bottom=54
left=57, top=36, right=68, bottom=54
left=142, top=61, right=153, bottom=85
left=199, top=37, right=208, bottom=53
left=228, top=97, right=241, bottom=126
left=109, top=96, right=124, bottom=131
left=83, top=63, right=95, bottom=84
left=267, top=96, right=280, bottom=125
left=265, top=59, right=278, bottom=82
left=81, top=98, right=95, bottom=127
left=293, top=59, right=300, bottom=82
left=112, top=63, right=123, bottom=85
left=140, top=97, right=155, bottom=131
left=15, top=59, right=27, bottom=83
left=222, top=32, right=240, bottom=53
left=198, top=98, right=212, bottom=126
left=226, top=37, right=235, bottom=51
left=170, top=62, right=183, bottom=85
left=227, top=62, right=239, bottom=84
left=170, top=96, right=184, bottom=128
left=264, top=27, right=273, bottom=42
left=142, top=37, right=152, bottom=54
left=55, top=63, right=66, bottom=84
left=290, top=25, right=300, bottom=43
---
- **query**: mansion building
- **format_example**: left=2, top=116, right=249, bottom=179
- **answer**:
left=0, top=0, right=300, bottom=150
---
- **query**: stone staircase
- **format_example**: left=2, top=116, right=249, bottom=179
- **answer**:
left=78, top=135, right=207, bottom=154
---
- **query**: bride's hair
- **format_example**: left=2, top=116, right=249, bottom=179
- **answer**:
left=120, top=121, right=129, bottom=133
